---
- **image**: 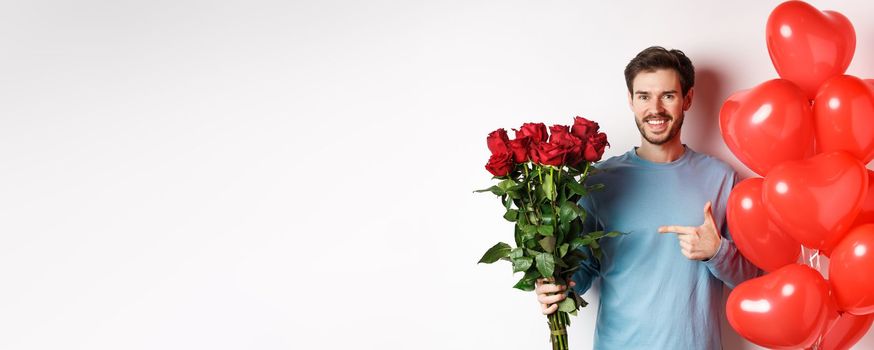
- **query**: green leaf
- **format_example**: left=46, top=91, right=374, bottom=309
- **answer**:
left=592, top=247, right=602, bottom=260
left=520, top=224, right=537, bottom=235
left=606, top=231, right=623, bottom=237
left=537, top=224, right=554, bottom=237
left=559, top=201, right=577, bottom=223
left=558, top=296, right=577, bottom=313
left=506, top=184, right=525, bottom=199
left=513, top=269, right=539, bottom=291
left=478, top=242, right=512, bottom=264
left=535, top=253, right=555, bottom=278
left=566, top=180, right=588, bottom=196
left=588, top=183, right=605, bottom=192
left=574, top=293, right=589, bottom=309
left=509, top=247, right=524, bottom=259
left=538, top=236, right=556, bottom=253
left=559, top=243, right=569, bottom=258
left=497, top=179, right=516, bottom=191
left=543, top=172, right=556, bottom=200
left=540, top=205, right=555, bottom=226
left=570, top=236, right=593, bottom=251
left=503, top=209, right=518, bottom=222
left=512, top=256, right=533, bottom=273
left=524, top=239, right=538, bottom=249
left=473, top=185, right=504, bottom=196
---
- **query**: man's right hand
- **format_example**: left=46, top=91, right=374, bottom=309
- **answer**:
left=535, top=278, right=577, bottom=315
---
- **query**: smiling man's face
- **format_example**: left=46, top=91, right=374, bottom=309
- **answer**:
left=628, top=68, right=693, bottom=146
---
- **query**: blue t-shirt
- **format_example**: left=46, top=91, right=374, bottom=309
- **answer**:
left=572, top=145, right=761, bottom=350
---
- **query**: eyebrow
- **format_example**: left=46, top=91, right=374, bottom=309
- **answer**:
left=634, top=90, right=678, bottom=95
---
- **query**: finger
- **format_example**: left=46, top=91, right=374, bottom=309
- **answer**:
left=679, top=240, right=692, bottom=251
left=659, top=225, right=698, bottom=235
left=569, top=281, right=576, bottom=288
left=681, top=248, right=693, bottom=259
left=536, top=285, right=566, bottom=296
left=543, top=303, right=558, bottom=315
left=677, top=234, right=698, bottom=245
left=703, top=201, right=715, bottom=225
left=539, top=293, right=567, bottom=305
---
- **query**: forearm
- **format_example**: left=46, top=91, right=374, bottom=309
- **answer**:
left=703, top=237, right=763, bottom=289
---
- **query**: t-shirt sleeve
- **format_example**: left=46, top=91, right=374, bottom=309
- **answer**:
left=571, top=195, right=602, bottom=295
left=703, top=171, right=764, bottom=288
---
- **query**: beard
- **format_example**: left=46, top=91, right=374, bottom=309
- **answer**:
left=635, top=111, right=684, bottom=146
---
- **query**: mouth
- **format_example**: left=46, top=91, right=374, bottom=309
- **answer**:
left=644, top=116, right=671, bottom=132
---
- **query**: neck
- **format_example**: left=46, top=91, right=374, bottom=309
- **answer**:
left=636, top=137, right=685, bottom=163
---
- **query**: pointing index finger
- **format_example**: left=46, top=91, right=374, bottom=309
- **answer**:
left=658, top=225, right=698, bottom=235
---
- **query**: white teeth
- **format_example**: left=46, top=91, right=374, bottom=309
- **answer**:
left=647, top=120, right=666, bottom=125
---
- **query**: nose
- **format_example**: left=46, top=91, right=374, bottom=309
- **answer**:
left=648, top=97, right=666, bottom=115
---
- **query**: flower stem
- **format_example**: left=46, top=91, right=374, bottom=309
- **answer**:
left=548, top=310, right=569, bottom=350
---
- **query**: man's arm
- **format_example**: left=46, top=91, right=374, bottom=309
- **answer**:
left=535, top=196, right=603, bottom=314
left=702, top=218, right=763, bottom=289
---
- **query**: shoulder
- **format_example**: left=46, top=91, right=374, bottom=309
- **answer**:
left=592, top=152, right=631, bottom=172
left=687, top=149, right=736, bottom=177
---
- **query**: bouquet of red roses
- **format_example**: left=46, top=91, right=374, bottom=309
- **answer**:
left=477, top=116, right=616, bottom=350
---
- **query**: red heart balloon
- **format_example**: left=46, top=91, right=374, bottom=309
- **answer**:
left=822, top=170, right=874, bottom=256
left=814, top=75, right=874, bottom=163
left=830, top=224, right=874, bottom=314
left=766, top=1, right=855, bottom=99
left=727, top=177, right=800, bottom=272
left=852, top=170, right=874, bottom=227
left=763, top=151, right=868, bottom=250
left=727, top=264, right=830, bottom=349
left=720, top=79, right=815, bottom=176
left=817, top=312, right=874, bottom=350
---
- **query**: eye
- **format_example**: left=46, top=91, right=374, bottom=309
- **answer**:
left=663, top=94, right=675, bottom=101
left=638, top=95, right=649, bottom=101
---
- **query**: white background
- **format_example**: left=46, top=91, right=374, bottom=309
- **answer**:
left=1, top=0, right=873, bottom=349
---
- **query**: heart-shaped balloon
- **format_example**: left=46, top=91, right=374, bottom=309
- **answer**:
left=852, top=170, right=874, bottom=227
left=766, top=1, right=855, bottom=99
left=822, top=170, right=874, bottom=256
left=814, top=75, right=874, bottom=163
left=720, top=79, right=815, bottom=176
left=727, top=177, right=800, bottom=272
left=763, top=151, right=868, bottom=250
left=830, top=224, right=874, bottom=314
left=727, top=264, right=830, bottom=349
left=815, top=312, right=874, bottom=350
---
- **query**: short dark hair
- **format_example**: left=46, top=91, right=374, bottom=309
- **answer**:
left=624, top=46, right=695, bottom=96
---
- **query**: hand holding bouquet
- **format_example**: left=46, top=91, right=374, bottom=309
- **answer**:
left=476, top=116, right=616, bottom=350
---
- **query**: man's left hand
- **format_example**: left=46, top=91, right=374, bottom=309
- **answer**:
left=658, top=201, right=722, bottom=261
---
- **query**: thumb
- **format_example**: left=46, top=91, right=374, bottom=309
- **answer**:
left=702, top=201, right=715, bottom=225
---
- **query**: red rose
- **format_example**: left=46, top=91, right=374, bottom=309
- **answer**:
left=572, top=116, right=600, bottom=140
left=551, top=131, right=584, bottom=168
left=533, top=141, right=568, bottom=166
left=508, top=136, right=531, bottom=163
left=487, top=128, right=510, bottom=155
left=584, top=132, right=609, bottom=162
left=515, top=123, right=548, bottom=144
left=549, top=124, right=571, bottom=141
left=485, top=152, right=514, bottom=177
left=548, top=125, right=576, bottom=147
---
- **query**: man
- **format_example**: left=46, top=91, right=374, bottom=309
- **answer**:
left=535, top=46, right=761, bottom=349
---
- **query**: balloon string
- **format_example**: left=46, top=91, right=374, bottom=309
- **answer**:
left=808, top=249, right=820, bottom=270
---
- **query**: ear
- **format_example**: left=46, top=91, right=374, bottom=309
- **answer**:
left=683, top=88, right=694, bottom=111
left=627, top=90, right=634, bottom=109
